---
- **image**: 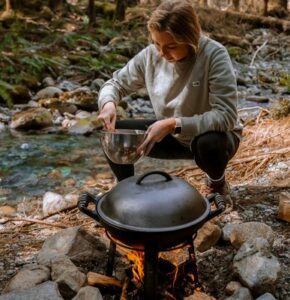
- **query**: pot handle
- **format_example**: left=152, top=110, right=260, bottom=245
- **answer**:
left=78, top=192, right=103, bottom=221
left=206, top=193, right=226, bottom=220
left=136, top=170, right=172, bottom=185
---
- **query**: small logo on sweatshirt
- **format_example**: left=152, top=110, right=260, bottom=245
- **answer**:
left=192, top=81, right=200, bottom=87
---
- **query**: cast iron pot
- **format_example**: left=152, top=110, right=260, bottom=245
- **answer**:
left=78, top=171, right=225, bottom=250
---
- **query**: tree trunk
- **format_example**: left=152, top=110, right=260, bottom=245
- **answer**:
left=5, top=0, right=11, bottom=11
left=279, top=0, right=288, bottom=10
left=88, top=0, right=96, bottom=25
left=203, top=0, right=208, bottom=7
left=115, top=0, right=127, bottom=21
left=263, top=0, right=269, bottom=16
left=233, top=0, right=240, bottom=11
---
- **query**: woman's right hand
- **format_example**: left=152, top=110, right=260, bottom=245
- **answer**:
left=97, top=102, right=116, bottom=131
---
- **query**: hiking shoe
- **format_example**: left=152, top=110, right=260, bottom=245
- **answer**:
left=200, top=177, right=233, bottom=211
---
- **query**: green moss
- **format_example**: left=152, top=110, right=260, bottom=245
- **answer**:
left=270, top=98, right=290, bottom=120
left=279, top=73, right=290, bottom=87
left=0, top=80, right=16, bottom=108
left=227, top=46, right=246, bottom=61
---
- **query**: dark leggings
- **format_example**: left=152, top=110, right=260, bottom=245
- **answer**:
left=106, top=119, right=240, bottom=182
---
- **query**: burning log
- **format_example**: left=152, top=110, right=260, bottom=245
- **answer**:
left=87, top=272, right=122, bottom=289
left=120, top=276, right=130, bottom=300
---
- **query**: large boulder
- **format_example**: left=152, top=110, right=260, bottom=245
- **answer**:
left=3, top=265, right=50, bottom=293
left=0, top=281, right=63, bottom=300
left=10, top=107, right=53, bottom=130
left=37, top=227, right=107, bottom=266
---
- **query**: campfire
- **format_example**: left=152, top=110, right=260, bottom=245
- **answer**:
left=87, top=244, right=202, bottom=299
left=79, top=171, right=225, bottom=299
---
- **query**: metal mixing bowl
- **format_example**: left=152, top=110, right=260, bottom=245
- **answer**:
left=99, top=129, right=146, bottom=164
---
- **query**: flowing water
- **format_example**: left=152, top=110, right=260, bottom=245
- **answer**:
left=0, top=130, right=191, bottom=204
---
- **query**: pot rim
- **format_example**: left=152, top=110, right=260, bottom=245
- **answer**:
left=99, top=129, right=146, bottom=135
left=96, top=194, right=211, bottom=233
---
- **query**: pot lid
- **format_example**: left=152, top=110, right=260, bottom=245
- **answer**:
left=97, top=171, right=209, bottom=231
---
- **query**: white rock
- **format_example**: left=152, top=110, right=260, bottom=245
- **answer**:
left=43, top=192, right=78, bottom=216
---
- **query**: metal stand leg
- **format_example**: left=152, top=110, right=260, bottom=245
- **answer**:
left=187, top=239, right=201, bottom=290
left=106, top=241, right=116, bottom=276
left=144, top=246, right=158, bottom=300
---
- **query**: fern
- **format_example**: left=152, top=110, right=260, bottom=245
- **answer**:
left=0, top=80, right=15, bottom=108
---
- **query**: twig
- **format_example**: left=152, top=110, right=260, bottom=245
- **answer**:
left=238, top=106, right=270, bottom=114
left=250, top=40, right=268, bottom=67
left=120, top=276, right=130, bottom=300
left=3, top=217, right=68, bottom=228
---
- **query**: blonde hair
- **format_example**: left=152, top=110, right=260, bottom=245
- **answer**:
left=147, top=0, right=201, bottom=51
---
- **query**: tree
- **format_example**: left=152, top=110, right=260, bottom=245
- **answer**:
left=233, top=0, right=239, bottom=11
left=115, top=0, right=127, bottom=21
left=88, top=0, right=96, bottom=24
left=263, top=0, right=269, bottom=15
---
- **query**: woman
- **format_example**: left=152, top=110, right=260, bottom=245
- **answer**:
left=97, top=0, right=242, bottom=197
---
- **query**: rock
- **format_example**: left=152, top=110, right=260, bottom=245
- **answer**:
left=11, top=85, right=31, bottom=104
left=245, top=95, right=270, bottom=103
left=184, top=291, right=216, bottom=299
left=39, top=98, right=78, bottom=115
left=0, top=281, right=63, bottom=300
left=90, top=78, right=105, bottom=91
left=42, top=76, right=56, bottom=87
left=225, top=281, right=243, bottom=295
left=255, top=293, right=277, bottom=300
left=194, top=222, right=222, bottom=252
left=222, top=223, right=239, bottom=241
left=51, top=256, right=86, bottom=299
left=224, top=287, right=253, bottom=300
left=229, top=222, right=274, bottom=249
left=42, top=191, right=78, bottom=216
left=0, top=206, right=17, bottom=217
left=57, top=81, right=80, bottom=92
left=72, top=286, right=103, bottom=300
left=68, top=116, right=102, bottom=135
left=20, top=73, right=39, bottom=90
left=10, top=107, right=53, bottom=130
left=59, top=89, right=98, bottom=111
left=37, top=226, right=107, bottom=266
left=3, top=265, right=50, bottom=293
left=0, top=112, right=11, bottom=123
left=0, top=122, right=6, bottom=132
left=75, top=111, right=92, bottom=119
left=35, top=87, right=63, bottom=100
left=233, top=239, right=281, bottom=295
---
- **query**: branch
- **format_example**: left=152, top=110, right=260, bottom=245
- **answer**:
left=250, top=40, right=268, bottom=67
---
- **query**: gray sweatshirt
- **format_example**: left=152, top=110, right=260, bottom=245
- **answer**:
left=98, top=35, right=243, bottom=146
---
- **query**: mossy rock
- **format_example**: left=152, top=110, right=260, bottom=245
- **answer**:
left=270, top=98, right=290, bottom=120
left=20, top=72, right=39, bottom=90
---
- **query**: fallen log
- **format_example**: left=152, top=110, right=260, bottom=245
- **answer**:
left=197, top=7, right=290, bottom=33
left=209, top=33, right=250, bottom=48
left=87, top=272, right=122, bottom=289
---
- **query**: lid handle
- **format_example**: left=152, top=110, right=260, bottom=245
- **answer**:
left=136, top=171, right=172, bottom=185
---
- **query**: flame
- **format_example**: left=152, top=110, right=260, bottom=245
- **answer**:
left=126, top=251, right=145, bottom=283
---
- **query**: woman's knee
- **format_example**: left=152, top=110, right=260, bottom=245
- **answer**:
left=193, top=132, right=228, bottom=156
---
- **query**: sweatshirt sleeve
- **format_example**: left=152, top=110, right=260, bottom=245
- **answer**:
left=180, top=46, right=238, bottom=138
left=98, top=48, right=147, bottom=110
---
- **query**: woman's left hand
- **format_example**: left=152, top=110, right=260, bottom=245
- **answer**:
left=137, top=118, right=176, bottom=156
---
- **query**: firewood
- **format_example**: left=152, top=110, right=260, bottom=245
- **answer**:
left=120, top=276, right=130, bottom=300
left=277, top=192, right=290, bottom=222
left=87, top=272, right=122, bottom=289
